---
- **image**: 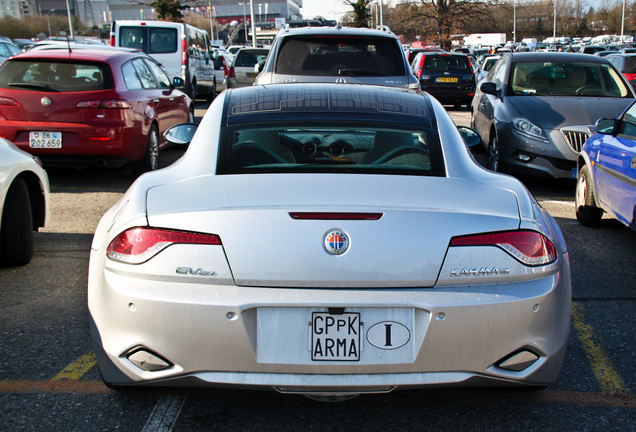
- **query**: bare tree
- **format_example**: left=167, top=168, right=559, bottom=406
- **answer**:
left=403, top=0, right=492, bottom=49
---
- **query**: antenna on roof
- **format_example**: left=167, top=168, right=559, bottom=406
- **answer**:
left=64, top=33, right=72, bottom=53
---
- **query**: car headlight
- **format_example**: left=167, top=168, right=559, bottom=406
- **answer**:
left=512, top=117, right=549, bottom=143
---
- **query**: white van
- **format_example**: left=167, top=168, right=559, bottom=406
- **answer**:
left=110, top=20, right=217, bottom=101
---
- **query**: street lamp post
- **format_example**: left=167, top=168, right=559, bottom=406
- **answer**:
left=65, top=0, right=74, bottom=39
left=513, top=0, right=516, bottom=44
left=553, top=3, right=557, bottom=43
left=379, top=0, right=383, bottom=27
left=47, top=9, right=56, bottom=37
left=249, top=0, right=256, bottom=47
left=621, top=0, right=626, bottom=43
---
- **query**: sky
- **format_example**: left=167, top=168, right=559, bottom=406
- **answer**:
left=300, top=0, right=350, bottom=22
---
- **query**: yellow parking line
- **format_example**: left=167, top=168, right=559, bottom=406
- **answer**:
left=51, top=351, right=97, bottom=381
left=571, top=302, right=629, bottom=394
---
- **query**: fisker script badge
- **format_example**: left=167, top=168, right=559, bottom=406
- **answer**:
left=41, top=97, right=52, bottom=107
left=324, top=230, right=349, bottom=255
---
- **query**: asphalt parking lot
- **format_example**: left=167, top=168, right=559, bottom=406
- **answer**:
left=0, top=101, right=634, bottom=432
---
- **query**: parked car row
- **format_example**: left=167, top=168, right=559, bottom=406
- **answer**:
left=3, top=24, right=634, bottom=408
left=0, top=47, right=194, bottom=175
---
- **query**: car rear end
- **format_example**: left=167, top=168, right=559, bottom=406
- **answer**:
left=88, top=85, right=570, bottom=397
left=226, top=48, right=269, bottom=88
left=255, top=28, right=420, bottom=90
left=0, top=51, right=142, bottom=168
left=413, top=52, right=476, bottom=107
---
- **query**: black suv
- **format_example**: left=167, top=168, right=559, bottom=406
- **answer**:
left=411, top=52, right=476, bottom=108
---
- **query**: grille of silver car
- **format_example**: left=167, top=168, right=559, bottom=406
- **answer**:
left=562, top=129, right=590, bottom=153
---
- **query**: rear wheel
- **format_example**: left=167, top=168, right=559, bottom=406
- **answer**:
left=131, top=126, right=159, bottom=176
left=0, top=177, right=34, bottom=267
left=487, top=132, right=499, bottom=171
left=575, top=164, right=603, bottom=226
left=190, top=81, right=197, bottom=101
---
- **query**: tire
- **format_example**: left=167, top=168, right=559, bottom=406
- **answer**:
left=190, top=81, right=197, bottom=101
left=130, top=126, right=159, bottom=177
left=205, top=80, right=216, bottom=102
left=575, top=164, right=603, bottom=226
left=487, top=132, right=499, bottom=171
left=0, top=177, right=34, bottom=267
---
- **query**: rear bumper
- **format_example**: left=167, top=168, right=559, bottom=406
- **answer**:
left=0, top=121, right=145, bottom=166
left=89, top=251, right=571, bottom=394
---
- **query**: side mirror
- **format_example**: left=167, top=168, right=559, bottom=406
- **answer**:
left=457, top=126, right=484, bottom=149
left=595, top=118, right=617, bottom=135
left=255, top=61, right=265, bottom=73
left=480, top=81, right=498, bottom=97
left=164, top=123, right=198, bottom=146
left=173, top=77, right=185, bottom=88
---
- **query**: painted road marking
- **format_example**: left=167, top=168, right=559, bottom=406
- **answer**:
left=141, top=395, right=187, bottom=432
left=571, top=301, right=629, bottom=394
left=51, top=350, right=97, bottom=381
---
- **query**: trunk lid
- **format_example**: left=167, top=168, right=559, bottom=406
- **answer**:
left=146, top=174, right=521, bottom=288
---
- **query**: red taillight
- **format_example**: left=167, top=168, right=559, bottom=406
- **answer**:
left=623, top=72, right=636, bottom=82
left=417, top=55, right=426, bottom=78
left=0, top=97, right=18, bottom=106
left=107, top=227, right=222, bottom=264
left=223, top=58, right=229, bottom=78
left=228, top=66, right=236, bottom=79
left=76, top=99, right=131, bottom=109
left=110, top=35, right=115, bottom=46
left=450, top=230, right=557, bottom=266
left=182, top=38, right=188, bottom=65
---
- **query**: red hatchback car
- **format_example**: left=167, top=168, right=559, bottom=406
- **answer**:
left=0, top=48, right=193, bottom=175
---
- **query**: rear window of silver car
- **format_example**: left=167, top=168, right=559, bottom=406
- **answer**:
left=217, top=125, right=445, bottom=177
left=0, top=60, right=112, bottom=91
left=274, top=36, right=406, bottom=77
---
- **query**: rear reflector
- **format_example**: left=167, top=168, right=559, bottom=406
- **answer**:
left=107, top=227, right=221, bottom=264
left=450, top=230, right=556, bottom=266
left=289, top=212, right=383, bottom=220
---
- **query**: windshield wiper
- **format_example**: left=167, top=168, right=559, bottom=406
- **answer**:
left=338, top=69, right=384, bottom=77
left=8, top=82, right=59, bottom=92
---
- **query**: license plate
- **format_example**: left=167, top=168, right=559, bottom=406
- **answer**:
left=29, top=131, right=62, bottom=149
left=311, top=312, right=360, bottom=361
left=246, top=72, right=255, bottom=79
left=436, top=77, right=458, bottom=83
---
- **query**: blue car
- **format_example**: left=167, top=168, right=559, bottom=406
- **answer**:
left=575, top=100, right=636, bottom=231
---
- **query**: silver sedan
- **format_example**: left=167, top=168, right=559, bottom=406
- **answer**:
left=89, top=83, right=571, bottom=400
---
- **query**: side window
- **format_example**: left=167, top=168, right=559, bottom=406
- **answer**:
left=619, top=103, right=636, bottom=139
left=145, top=59, right=171, bottom=88
left=120, top=27, right=145, bottom=51
left=149, top=28, right=177, bottom=54
left=493, top=58, right=507, bottom=91
left=122, top=60, right=143, bottom=90
left=0, top=44, right=9, bottom=57
left=486, top=58, right=502, bottom=81
left=7, top=44, right=21, bottom=56
left=132, top=58, right=157, bottom=89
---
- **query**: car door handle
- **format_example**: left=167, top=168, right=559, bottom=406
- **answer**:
left=170, top=97, right=175, bottom=101
left=631, top=156, right=636, bottom=169
left=153, top=99, right=160, bottom=104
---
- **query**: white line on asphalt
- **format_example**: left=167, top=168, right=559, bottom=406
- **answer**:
left=141, top=395, right=187, bottom=432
